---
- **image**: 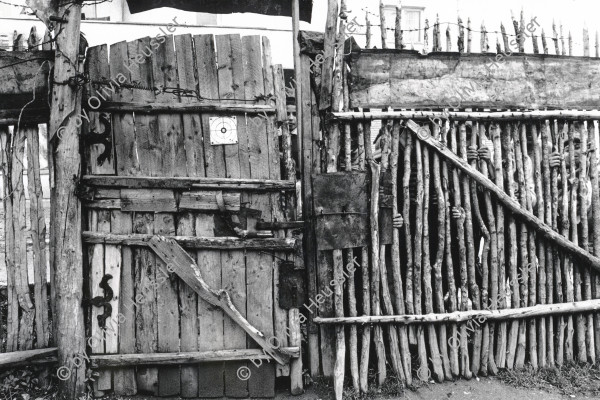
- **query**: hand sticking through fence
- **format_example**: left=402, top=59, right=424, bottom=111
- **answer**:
left=392, top=213, right=404, bottom=229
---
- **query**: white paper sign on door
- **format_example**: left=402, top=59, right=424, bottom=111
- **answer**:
left=209, top=116, right=238, bottom=145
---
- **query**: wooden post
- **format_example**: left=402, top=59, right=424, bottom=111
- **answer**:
left=422, top=140, right=444, bottom=382
left=590, top=120, right=600, bottom=361
left=532, top=33, right=539, bottom=54
left=568, top=31, right=573, bottom=56
left=467, top=18, right=472, bottom=53
left=424, top=19, right=429, bottom=53
left=391, top=122, right=412, bottom=385
left=580, top=122, right=594, bottom=362
left=559, top=121, right=574, bottom=363
left=292, top=0, right=302, bottom=173
left=541, top=121, right=555, bottom=366
left=552, top=21, right=559, bottom=55
left=457, top=17, right=464, bottom=53
left=441, top=121, right=460, bottom=377
left=449, top=123, right=471, bottom=378
left=435, top=15, right=441, bottom=51
left=359, top=127, right=373, bottom=393
left=560, top=23, right=566, bottom=55
left=414, top=138, right=430, bottom=380
left=432, top=123, right=452, bottom=380
left=542, top=29, right=548, bottom=55
left=569, top=123, right=586, bottom=363
left=501, top=22, right=509, bottom=53
left=532, top=123, right=547, bottom=368
left=491, top=123, right=508, bottom=368
left=380, top=0, right=387, bottom=49
left=519, top=10, right=526, bottom=52
left=584, top=26, right=590, bottom=57
left=369, top=161, right=387, bottom=386
left=366, top=12, right=372, bottom=49
left=47, top=2, right=86, bottom=397
left=319, top=0, right=338, bottom=110
left=395, top=6, right=402, bottom=50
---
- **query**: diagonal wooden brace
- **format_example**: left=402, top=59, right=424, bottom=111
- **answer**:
left=148, top=236, right=291, bottom=365
left=405, top=119, right=600, bottom=272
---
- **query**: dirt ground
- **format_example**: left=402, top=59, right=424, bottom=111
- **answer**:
left=277, top=377, right=591, bottom=399
left=2, top=375, right=596, bottom=400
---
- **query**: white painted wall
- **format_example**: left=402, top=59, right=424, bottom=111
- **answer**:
left=2, top=0, right=599, bottom=66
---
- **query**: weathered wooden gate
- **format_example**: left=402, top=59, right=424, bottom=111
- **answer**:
left=300, top=22, right=600, bottom=398
left=80, top=33, right=302, bottom=397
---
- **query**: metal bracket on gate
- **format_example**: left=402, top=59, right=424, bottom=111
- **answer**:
left=83, top=113, right=113, bottom=167
left=278, top=260, right=306, bottom=309
left=214, top=191, right=272, bottom=238
left=83, top=274, right=113, bottom=329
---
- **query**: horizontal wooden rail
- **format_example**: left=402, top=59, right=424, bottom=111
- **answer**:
left=331, top=109, right=600, bottom=121
left=0, top=347, right=301, bottom=369
left=0, top=348, right=57, bottom=369
left=96, top=101, right=276, bottom=114
left=81, top=176, right=295, bottom=191
left=90, top=348, right=300, bottom=367
left=82, top=232, right=295, bottom=250
left=314, top=299, right=600, bottom=325
left=0, top=108, right=50, bottom=125
left=256, top=220, right=304, bottom=229
left=406, top=120, right=600, bottom=271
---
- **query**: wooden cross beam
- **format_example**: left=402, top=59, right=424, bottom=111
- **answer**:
left=148, top=236, right=291, bottom=365
left=405, top=119, right=600, bottom=271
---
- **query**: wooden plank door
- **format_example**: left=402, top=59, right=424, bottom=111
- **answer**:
left=81, top=33, right=298, bottom=398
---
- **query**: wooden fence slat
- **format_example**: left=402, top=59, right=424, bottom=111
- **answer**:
left=579, top=121, right=594, bottom=362
left=85, top=45, right=114, bottom=175
left=1, top=126, right=18, bottom=352
left=590, top=120, right=600, bottom=362
left=217, top=35, right=251, bottom=399
left=532, top=123, right=547, bottom=367
left=193, top=36, right=225, bottom=398
left=128, top=37, right=156, bottom=176
left=175, top=34, right=204, bottom=179
left=152, top=34, right=183, bottom=397
left=266, top=39, right=294, bottom=382
left=133, top=212, right=158, bottom=394
left=243, top=33, right=276, bottom=398
left=174, top=33, right=202, bottom=398
left=195, top=34, right=226, bottom=178
left=541, top=121, right=556, bottom=367
left=448, top=123, right=471, bottom=378
left=12, top=126, right=34, bottom=351
left=568, top=122, right=586, bottom=363
left=92, top=210, right=111, bottom=394
left=26, top=126, right=49, bottom=349
left=195, top=214, right=225, bottom=397
left=104, top=221, right=122, bottom=381
left=110, top=41, right=137, bottom=177
left=154, top=213, right=181, bottom=396
left=177, top=212, right=198, bottom=397
left=112, top=211, right=136, bottom=395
